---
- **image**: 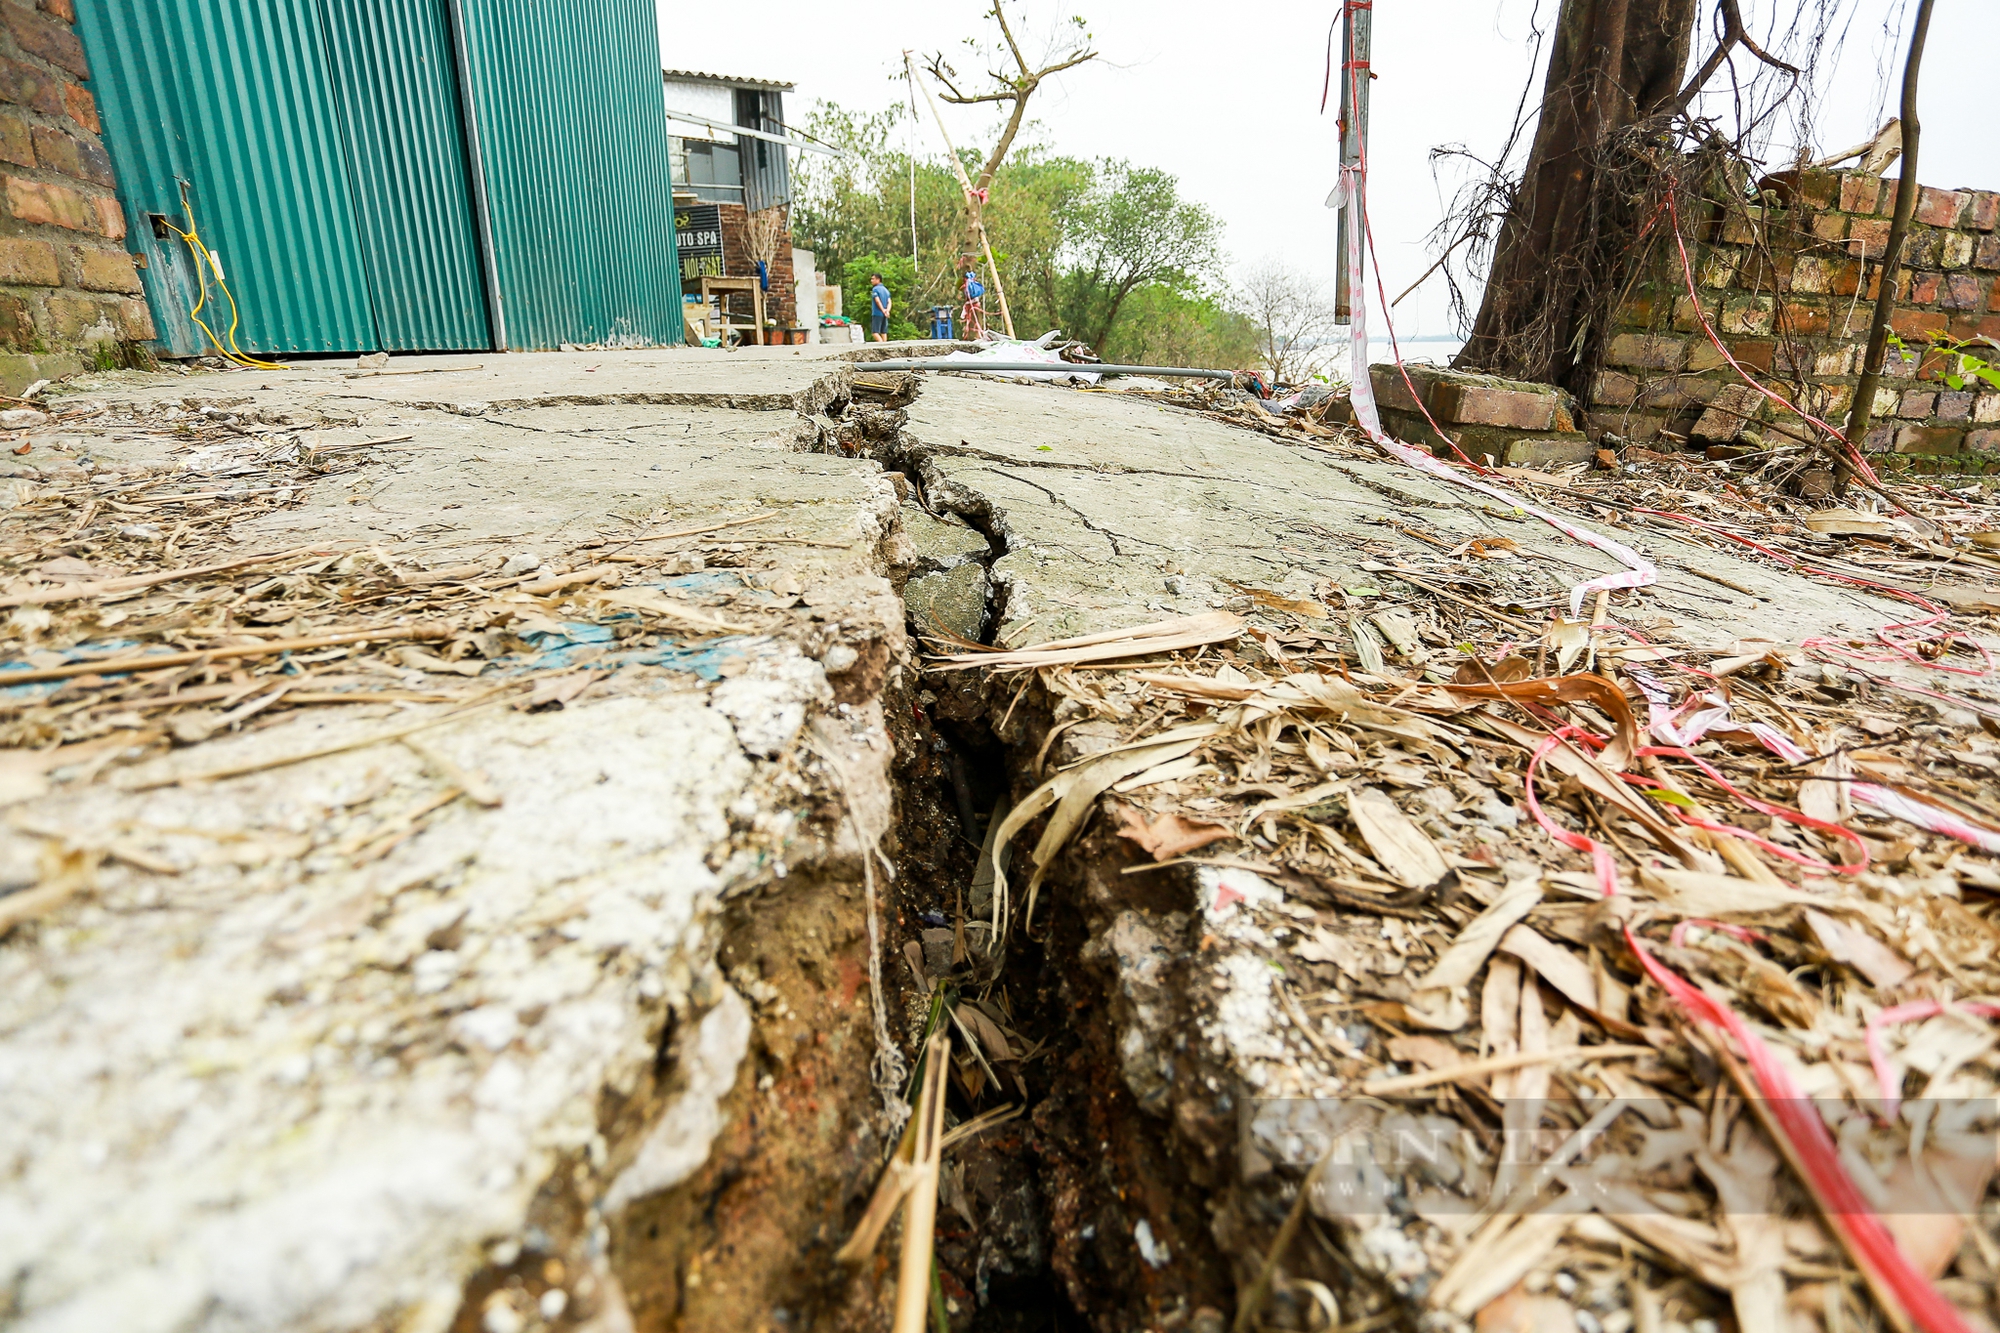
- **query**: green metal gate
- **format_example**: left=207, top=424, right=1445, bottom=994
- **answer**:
left=76, top=0, right=681, bottom=355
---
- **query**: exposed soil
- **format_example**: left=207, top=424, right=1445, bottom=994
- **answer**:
left=571, top=372, right=1244, bottom=1333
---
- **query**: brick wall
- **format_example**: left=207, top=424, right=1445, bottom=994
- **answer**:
left=0, top=0, right=151, bottom=382
left=714, top=201, right=797, bottom=333
left=1590, top=166, right=2000, bottom=472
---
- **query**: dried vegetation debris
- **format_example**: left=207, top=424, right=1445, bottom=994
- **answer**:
left=883, top=430, right=2000, bottom=1332
left=0, top=394, right=904, bottom=818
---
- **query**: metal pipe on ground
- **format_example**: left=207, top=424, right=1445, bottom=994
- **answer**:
left=858, top=360, right=1235, bottom=381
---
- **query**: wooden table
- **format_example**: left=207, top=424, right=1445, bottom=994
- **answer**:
left=698, top=275, right=767, bottom=347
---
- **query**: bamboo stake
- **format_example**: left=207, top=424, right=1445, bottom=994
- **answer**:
left=909, top=58, right=1016, bottom=338
left=894, top=1028, right=950, bottom=1333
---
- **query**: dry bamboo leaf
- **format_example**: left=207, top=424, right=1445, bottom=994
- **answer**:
left=1483, top=956, right=1523, bottom=1095
left=1114, top=806, right=1234, bottom=861
left=1805, top=909, right=1912, bottom=989
left=1223, top=582, right=1330, bottom=619
left=1130, top=671, right=1254, bottom=702
left=988, top=726, right=1220, bottom=935
left=514, top=670, right=605, bottom=712
left=1386, top=1033, right=1464, bottom=1073
left=1636, top=867, right=1829, bottom=916
left=587, top=586, right=753, bottom=635
left=1446, top=672, right=1640, bottom=770
left=1546, top=618, right=1590, bottom=676
left=1348, top=786, right=1450, bottom=889
left=392, top=646, right=486, bottom=677
left=1879, top=1148, right=1996, bottom=1280
left=1803, top=508, right=1901, bottom=537
left=1436, top=1198, right=1585, bottom=1318
left=1475, top=714, right=1697, bottom=860
left=1406, top=875, right=1543, bottom=1032
left=1348, top=614, right=1385, bottom=674
left=1497, top=925, right=1598, bottom=1013
left=931, top=612, right=1242, bottom=671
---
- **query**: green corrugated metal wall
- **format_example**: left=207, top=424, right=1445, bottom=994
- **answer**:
left=75, top=0, right=379, bottom=355
left=318, top=0, right=490, bottom=351
left=454, top=0, right=684, bottom=349
left=75, top=0, right=682, bottom=354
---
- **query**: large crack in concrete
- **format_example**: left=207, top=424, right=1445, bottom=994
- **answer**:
left=7, top=351, right=1946, bottom=1333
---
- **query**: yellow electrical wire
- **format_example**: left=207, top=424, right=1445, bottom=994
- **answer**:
left=163, top=186, right=286, bottom=370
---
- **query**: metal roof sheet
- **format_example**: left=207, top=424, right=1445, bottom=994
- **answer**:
left=661, top=68, right=794, bottom=91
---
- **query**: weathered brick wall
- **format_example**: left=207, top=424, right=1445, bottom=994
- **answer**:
left=714, top=201, right=796, bottom=332
left=1591, top=167, right=2000, bottom=471
left=0, top=0, right=151, bottom=381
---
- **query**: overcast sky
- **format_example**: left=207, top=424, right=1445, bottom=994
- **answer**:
left=659, top=0, right=1998, bottom=339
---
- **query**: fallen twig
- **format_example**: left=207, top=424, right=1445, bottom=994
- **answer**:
left=0, top=546, right=332, bottom=609
left=0, top=625, right=453, bottom=685
left=1362, top=1043, right=1654, bottom=1095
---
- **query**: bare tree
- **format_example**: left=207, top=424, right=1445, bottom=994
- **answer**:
left=1452, top=0, right=1809, bottom=391
left=923, top=5, right=1098, bottom=198
left=1239, top=261, right=1343, bottom=387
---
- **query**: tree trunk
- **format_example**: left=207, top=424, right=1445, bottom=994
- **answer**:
left=1455, top=0, right=1696, bottom=389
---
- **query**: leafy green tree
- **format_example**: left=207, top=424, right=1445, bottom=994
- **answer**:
left=1054, top=162, right=1223, bottom=354
left=796, top=105, right=1227, bottom=355
left=1101, top=284, right=1258, bottom=370
left=842, top=254, right=925, bottom=340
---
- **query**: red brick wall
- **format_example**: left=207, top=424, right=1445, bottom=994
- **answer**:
left=713, top=201, right=797, bottom=332
left=0, top=0, right=150, bottom=358
left=1590, top=167, right=2000, bottom=470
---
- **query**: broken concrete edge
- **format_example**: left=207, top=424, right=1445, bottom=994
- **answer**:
left=0, top=370, right=939, bottom=1333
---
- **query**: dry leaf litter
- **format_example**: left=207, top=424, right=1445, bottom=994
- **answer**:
left=885, top=409, right=2000, bottom=1333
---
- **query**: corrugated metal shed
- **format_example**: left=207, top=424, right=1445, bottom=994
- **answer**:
left=456, top=0, right=683, bottom=348
left=75, top=0, right=681, bottom=355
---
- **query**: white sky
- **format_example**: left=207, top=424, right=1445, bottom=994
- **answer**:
left=659, top=0, right=1999, bottom=338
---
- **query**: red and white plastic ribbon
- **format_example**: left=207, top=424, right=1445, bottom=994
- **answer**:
left=1331, top=169, right=1657, bottom=615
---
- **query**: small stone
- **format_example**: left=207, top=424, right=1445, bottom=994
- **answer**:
left=498, top=552, right=540, bottom=578
left=0, top=408, right=49, bottom=429
left=480, top=1294, right=523, bottom=1333
left=356, top=351, right=389, bottom=369
left=820, top=643, right=859, bottom=674
left=1164, top=574, right=1187, bottom=595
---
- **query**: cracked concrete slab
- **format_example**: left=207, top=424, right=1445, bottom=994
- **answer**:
left=901, top=373, right=1916, bottom=646
left=1, top=356, right=919, bottom=1333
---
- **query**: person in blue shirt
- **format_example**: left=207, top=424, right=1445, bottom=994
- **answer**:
left=869, top=273, right=892, bottom=342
